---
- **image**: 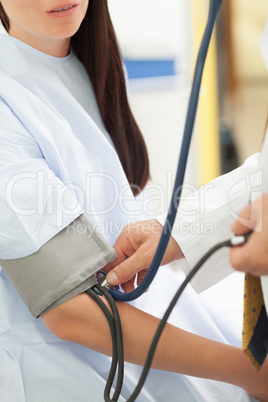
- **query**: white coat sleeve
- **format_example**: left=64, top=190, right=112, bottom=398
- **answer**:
left=157, top=153, right=260, bottom=292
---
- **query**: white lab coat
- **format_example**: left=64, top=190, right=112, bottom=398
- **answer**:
left=0, top=31, right=256, bottom=402
left=166, top=112, right=268, bottom=310
left=159, top=17, right=268, bottom=309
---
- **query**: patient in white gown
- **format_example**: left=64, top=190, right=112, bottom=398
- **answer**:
left=0, top=1, right=267, bottom=401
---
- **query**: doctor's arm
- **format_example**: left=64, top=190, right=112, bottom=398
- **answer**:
left=105, top=219, right=183, bottom=293
left=105, top=153, right=260, bottom=292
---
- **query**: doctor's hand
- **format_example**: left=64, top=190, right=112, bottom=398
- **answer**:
left=104, top=219, right=183, bottom=293
left=229, top=194, right=268, bottom=277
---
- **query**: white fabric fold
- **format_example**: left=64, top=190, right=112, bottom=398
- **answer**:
left=157, top=153, right=260, bottom=292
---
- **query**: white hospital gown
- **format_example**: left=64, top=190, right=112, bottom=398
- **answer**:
left=0, top=33, right=255, bottom=401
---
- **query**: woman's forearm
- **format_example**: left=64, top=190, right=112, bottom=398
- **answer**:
left=42, top=292, right=267, bottom=398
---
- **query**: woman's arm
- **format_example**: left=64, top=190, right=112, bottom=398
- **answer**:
left=42, top=292, right=268, bottom=401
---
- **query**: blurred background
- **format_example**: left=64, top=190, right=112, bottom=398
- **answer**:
left=108, top=0, right=268, bottom=331
left=108, top=0, right=268, bottom=196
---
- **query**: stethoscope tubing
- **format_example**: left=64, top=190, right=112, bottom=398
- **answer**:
left=109, top=0, right=224, bottom=302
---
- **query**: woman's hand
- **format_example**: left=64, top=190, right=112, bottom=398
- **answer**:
left=104, top=219, right=183, bottom=292
left=230, top=194, right=268, bottom=277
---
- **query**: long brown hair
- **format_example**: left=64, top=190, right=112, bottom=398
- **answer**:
left=0, top=3, right=9, bottom=31
left=0, top=1, right=150, bottom=195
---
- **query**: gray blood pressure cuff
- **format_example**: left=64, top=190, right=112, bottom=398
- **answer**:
left=0, top=214, right=117, bottom=318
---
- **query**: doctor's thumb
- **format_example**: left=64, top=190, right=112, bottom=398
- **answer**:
left=107, top=271, right=120, bottom=286
left=106, top=256, right=140, bottom=286
left=106, top=262, right=130, bottom=286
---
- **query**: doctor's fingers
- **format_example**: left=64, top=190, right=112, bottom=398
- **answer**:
left=106, top=245, right=152, bottom=287
left=102, top=232, right=138, bottom=273
left=118, top=268, right=149, bottom=293
left=103, top=220, right=161, bottom=272
left=101, top=240, right=138, bottom=291
left=120, top=276, right=136, bottom=293
left=230, top=203, right=255, bottom=235
left=116, top=219, right=163, bottom=252
left=229, top=236, right=268, bottom=277
left=230, top=195, right=268, bottom=235
left=230, top=196, right=268, bottom=276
